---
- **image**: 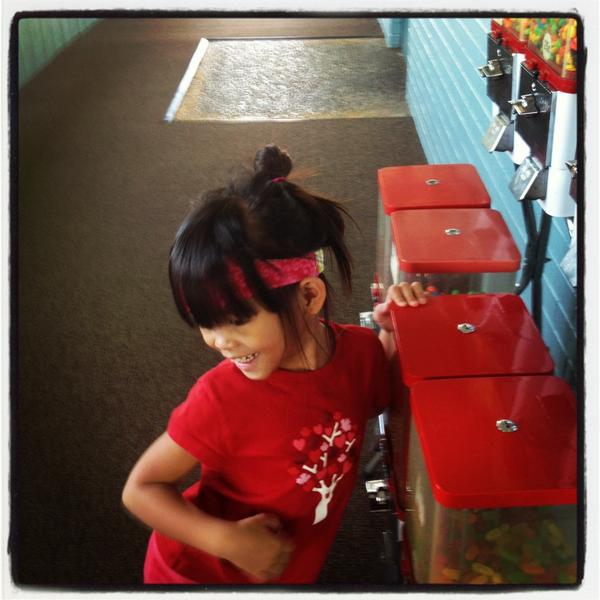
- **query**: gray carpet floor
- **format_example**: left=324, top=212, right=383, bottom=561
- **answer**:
left=13, top=17, right=426, bottom=588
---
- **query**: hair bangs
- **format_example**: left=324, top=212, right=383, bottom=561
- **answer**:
left=170, top=252, right=255, bottom=328
left=188, top=279, right=258, bottom=330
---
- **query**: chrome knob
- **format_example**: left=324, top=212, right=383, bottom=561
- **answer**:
left=565, top=160, right=577, bottom=178
left=496, top=419, right=518, bottom=433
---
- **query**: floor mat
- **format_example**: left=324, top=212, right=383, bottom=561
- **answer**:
left=172, top=38, right=408, bottom=122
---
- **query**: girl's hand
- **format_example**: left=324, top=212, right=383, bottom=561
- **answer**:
left=222, top=513, right=295, bottom=583
left=373, top=282, right=428, bottom=332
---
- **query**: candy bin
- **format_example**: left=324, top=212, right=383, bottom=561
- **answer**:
left=386, top=293, right=554, bottom=516
left=375, top=164, right=490, bottom=291
left=502, top=17, right=533, bottom=45
left=403, top=375, right=577, bottom=585
left=527, top=18, right=577, bottom=82
left=389, top=207, right=520, bottom=294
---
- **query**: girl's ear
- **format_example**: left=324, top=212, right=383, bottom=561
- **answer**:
left=298, top=277, right=327, bottom=315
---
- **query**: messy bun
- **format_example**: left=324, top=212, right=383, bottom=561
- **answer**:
left=253, top=144, right=293, bottom=180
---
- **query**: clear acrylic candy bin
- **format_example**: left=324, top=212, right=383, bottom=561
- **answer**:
left=403, top=375, right=577, bottom=585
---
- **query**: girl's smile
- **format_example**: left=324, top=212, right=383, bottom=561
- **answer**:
left=228, top=352, right=260, bottom=373
left=230, top=352, right=259, bottom=365
left=199, top=296, right=331, bottom=381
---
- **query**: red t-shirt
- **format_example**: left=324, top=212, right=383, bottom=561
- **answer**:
left=151, top=322, right=391, bottom=584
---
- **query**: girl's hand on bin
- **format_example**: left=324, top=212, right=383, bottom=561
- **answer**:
left=223, top=512, right=295, bottom=583
left=373, top=282, right=428, bottom=332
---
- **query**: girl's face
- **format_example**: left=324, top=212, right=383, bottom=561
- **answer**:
left=199, top=301, right=300, bottom=381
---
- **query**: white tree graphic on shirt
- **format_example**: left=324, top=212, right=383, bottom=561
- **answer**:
left=289, top=412, right=359, bottom=524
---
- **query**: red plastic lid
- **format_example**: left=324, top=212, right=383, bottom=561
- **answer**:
left=390, top=294, right=554, bottom=386
left=377, top=164, right=490, bottom=214
left=391, top=208, right=521, bottom=273
left=409, top=375, right=577, bottom=508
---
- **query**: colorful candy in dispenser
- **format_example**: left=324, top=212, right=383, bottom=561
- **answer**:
left=502, top=17, right=532, bottom=42
left=527, top=17, right=577, bottom=80
left=433, top=506, right=577, bottom=584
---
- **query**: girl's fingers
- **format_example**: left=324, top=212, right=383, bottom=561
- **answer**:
left=387, top=282, right=428, bottom=307
left=261, top=540, right=294, bottom=581
left=394, top=282, right=418, bottom=306
left=411, top=281, right=429, bottom=303
left=374, top=299, right=391, bottom=315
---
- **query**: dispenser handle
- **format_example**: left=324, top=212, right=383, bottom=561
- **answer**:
left=509, top=93, right=551, bottom=116
left=477, top=59, right=505, bottom=79
left=508, top=94, right=539, bottom=116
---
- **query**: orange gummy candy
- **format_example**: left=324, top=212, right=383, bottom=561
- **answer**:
left=465, top=545, right=479, bottom=561
left=522, top=562, right=546, bottom=575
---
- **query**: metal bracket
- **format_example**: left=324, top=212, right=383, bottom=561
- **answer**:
left=365, top=479, right=391, bottom=512
left=359, top=311, right=376, bottom=330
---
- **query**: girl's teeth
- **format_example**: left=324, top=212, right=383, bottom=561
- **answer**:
left=235, top=353, right=257, bottom=364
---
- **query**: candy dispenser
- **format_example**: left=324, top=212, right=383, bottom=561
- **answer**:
left=389, top=207, right=520, bottom=294
left=480, top=19, right=530, bottom=161
left=386, top=293, right=554, bottom=517
left=527, top=18, right=577, bottom=84
left=404, top=375, right=577, bottom=585
left=508, top=16, right=578, bottom=217
left=375, top=164, right=490, bottom=292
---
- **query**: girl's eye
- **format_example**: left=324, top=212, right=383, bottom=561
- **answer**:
left=230, top=317, right=249, bottom=327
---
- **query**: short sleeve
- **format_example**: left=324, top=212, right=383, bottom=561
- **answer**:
left=167, top=377, right=228, bottom=469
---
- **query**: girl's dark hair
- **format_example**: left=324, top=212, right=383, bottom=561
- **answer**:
left=169, top=143, right=353, bottom=330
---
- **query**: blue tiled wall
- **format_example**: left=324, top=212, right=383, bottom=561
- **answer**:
left=388, top=17, right=577, bottom=385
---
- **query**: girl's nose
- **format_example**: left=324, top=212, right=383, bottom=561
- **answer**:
left=212, top=328, right=236, bottom=351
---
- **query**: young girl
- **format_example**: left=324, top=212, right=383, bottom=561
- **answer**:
left=122, top=144, right=427, bottom=585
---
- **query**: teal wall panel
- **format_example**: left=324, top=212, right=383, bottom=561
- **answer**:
left=377, top=18, right=407, bottom=48
left=399, top=17, right=578, bottom=385
left=17, top=17, right=98, bottom=87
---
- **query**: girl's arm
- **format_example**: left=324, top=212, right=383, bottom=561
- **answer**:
left=122, top=432, right=294, bottom=582
left=373, top=282, right=428, bottom=359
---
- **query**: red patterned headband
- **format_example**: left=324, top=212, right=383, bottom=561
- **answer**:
left=228, top=249, right=325, bottom=299
left=179, top=249, right=325, bottom=317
